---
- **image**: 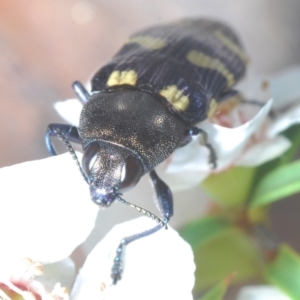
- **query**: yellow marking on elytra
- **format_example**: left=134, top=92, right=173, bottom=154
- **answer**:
left=207, top=98, right=218, bottom=118
left=159, top=85, right=189, bottom=111
left=214, top=30, right=249, bottom=64
left=107, top=70, right=138, bottom=86
left=187, top=50, right=235, bottom=88
left=126, top=35, right=166, bottom=50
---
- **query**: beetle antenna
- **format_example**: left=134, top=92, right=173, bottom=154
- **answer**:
left=52, top=128, right=89, bottom=184
left=117, top=196, right=168, bottom=228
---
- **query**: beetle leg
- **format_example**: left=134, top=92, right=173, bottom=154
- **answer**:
left=45, top=123, right=82, bottom=156
left=149, top=169, right=173, bottom=221
left=72, top=81, right=91, bottom=104
left=111, top=221, right=165, bottom=285
left=45, top=123, right=89, bottom=183
left=111, top=170, right=173, bottom=284
left=181, top=127, right=217, bottom=169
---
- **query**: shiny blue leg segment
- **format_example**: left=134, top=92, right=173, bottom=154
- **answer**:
left=72, top=81, right=90, bottom=104
left=111, top=170, right=173, bottom=284
left=45, top=124, right=82, bottom=155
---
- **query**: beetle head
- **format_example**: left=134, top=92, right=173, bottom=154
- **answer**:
left=82, top=141, right=143, bottom=207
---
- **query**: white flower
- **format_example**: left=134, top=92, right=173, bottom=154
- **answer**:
left=236, top=285, right=291, bottom=300
left=0, top=154, right=98, bottom=299
left=0, top=155, right=195, bottom=299
left=0, top=153, right=98, bottom=264
left=71, top=217, right=195, bottom=300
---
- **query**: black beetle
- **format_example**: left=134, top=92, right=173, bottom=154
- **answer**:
left=45, top=18, right=247, bottom=283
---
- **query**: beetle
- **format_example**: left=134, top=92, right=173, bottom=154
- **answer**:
left=45, top=18, right=247, bottom=284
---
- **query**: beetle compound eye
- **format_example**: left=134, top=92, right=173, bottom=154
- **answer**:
left=119, top=156, right=143, bottom=192
left=82, top=142, right=101, bottom=177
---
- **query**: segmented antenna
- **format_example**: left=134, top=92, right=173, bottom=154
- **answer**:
left=53, top=128, right=89, bottom=184
left=117, top=196, right=168, bottom=228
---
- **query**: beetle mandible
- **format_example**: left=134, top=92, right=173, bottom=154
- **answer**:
left=45, top=18, right=247, bottom=284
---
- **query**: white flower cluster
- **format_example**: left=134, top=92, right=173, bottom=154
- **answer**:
left=1, top=66, right=299, bottom=299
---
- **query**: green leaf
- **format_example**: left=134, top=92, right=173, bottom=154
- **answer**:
left=247, top=206, right=269, bottom=224
left=265, top=244, right=300, bottom=300
left=248, top=124, right=300, bottom=198
left=197, top=274, right=235, bottom=300
left=250, top=159, right=300, bottom=208
left=179, top=215, right=230, bottom=249
left=201, top=167, right=256, bottom=206
left=279, top=124, right=300, bottom=165
left=193, top=228, right=260, bottom=292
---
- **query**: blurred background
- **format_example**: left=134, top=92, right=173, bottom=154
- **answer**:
left=0, top=0, right=300, bottom=296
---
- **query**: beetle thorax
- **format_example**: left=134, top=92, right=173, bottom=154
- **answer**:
left=79, top=87, right=187, bottom=172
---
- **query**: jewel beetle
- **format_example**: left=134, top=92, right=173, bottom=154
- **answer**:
left=45, top=18, right=248, bottom=284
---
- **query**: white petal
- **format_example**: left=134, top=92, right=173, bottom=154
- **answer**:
left=167, top=100, right=273, bottom=173
left=72, top=217, right=195, bottom=300
left=267, top=103, right=300, bottom=138
left=54, top=99, right=83, bottom=126
left=166, top=135, right=212, bottom=173
left=269, top=66, right=300, bottom=109
left=236, top=70, right=270, bottom=102
left=236, top=285, right=291, bottom=300
left=204, top=99, right=272, bottom=169
left=237, top=136, right=291, bottom=167
left=237, top=66, right=300, bottom=109
left=156, top=163, right=209, bottom=191
left=42, top=258, right=76, bottom=292
left=0, top=154, right=98, bottom=263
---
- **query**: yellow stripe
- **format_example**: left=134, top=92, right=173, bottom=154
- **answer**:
left=126, top=36, right=166, bottom=50
left=214, top=30, right=249, bottom=64
left=187, top=50, right=235, bottom=88
left=159, top=85, right=189, bottom=111
left=107, top=70, right=138, bottom=87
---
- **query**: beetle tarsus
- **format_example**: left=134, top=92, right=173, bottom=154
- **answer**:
left=206, top=143, right=217, bottom=169
left=45, top=123, right=82, bottom=155
left=45, top=124, right=89, bottom=183
left=111, top=241, right=125, bottom=285
left=184, top=127, right=218, bottom=169
left=111, top=222, right=166, bottom=285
